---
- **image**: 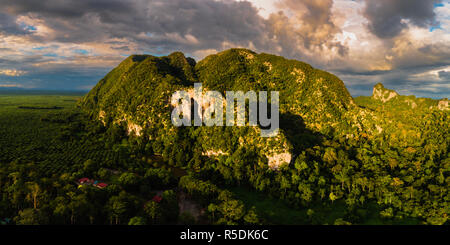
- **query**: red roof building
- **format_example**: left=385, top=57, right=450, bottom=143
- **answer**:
left=79, top=178, right=90, bottom=184
left=152, top=195, right=162, bottom=203
left=96, top=183, right=108, bottom=188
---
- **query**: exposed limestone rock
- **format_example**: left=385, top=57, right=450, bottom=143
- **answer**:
left=99, top=110, right=106, bottom=126
left=239, top=50, right=255, bottom=60
left=376, top=125, right=383, bottom=133
left=264, top=62, right=273, bottom=72
left=405, top=100, right=417, bottom=109
left=438, top=100, right=449, bottom=111
left=291, top=68, right=305, bottom=84
left=372, top=83, right=398, bottom=103
left=267, top=152, right=292, bottom=169
left=202, top=150, right=228, bottom=157
left=127, top=122, right=143, bottom=136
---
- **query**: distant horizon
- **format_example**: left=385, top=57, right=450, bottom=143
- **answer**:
left=0, top=79, right=447, bottom=100
left=0, top=87, right=89, bottom=94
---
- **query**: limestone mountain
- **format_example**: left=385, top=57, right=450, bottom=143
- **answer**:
left=79, top=49, right=445, bottom=169
left=357, top=83, right=449, bottom=111
left=354, top=84, right=449, bottom=152
left=372, top=83, right=399, bottom=103
left=80, top=49, right=370, bottom=169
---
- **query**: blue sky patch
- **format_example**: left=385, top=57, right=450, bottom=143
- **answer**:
left=19, top=22, right=37, bottom=31
left=43, top=53, right=58, bottom=57
left=429, top=24, right=442, bottom=32
left=73, top=49, right=89, bottom=55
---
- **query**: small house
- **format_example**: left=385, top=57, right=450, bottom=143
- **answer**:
left=79, top=178, right=90, bottom=184
left=152, top=195, right=162, bottom=203
left=95, top=183, right=108, bottom=189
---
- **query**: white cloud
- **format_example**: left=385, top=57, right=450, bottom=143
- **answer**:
left=239, top=0, right=279, bottom=19
left=0, top=82, right=24, bottom=87
left=0, top=69, right=27, bottom=76
left=410, top=66, right=450, bottom=81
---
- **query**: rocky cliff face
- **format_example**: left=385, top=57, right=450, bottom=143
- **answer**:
left=369, top=83, right=449, bottom=111
left=372, top=83, right=399, bottom=103
left=438, top=99, right=449, bottom=111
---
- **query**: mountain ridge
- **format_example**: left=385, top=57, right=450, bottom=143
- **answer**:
left=355, top=82, right=449, bottom=111
left=80, top=48, right=448, bottom=169
left=80, top=48, right=371, bottom=168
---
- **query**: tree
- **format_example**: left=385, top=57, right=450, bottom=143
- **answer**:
left=329, top=192, right=338, bottom=203
left=97, top=168, right=111, bottom=180
left=25, top=182, right=41, bottom=209
left=243, top=206, right=260, bottom=225
left=118, top=172, right=140, bottom=190
left=53, top=196, right=70, bottom=224
left=334, top=218, right=352, bottom=225
left=128, top=216, right=147, bottom=225
left=14, top=208, right=47, bottom=225
left=161, top=190, right=179, bottom=222
left=208, top=203, right=218, bottom=222
left=144, top=200, right=162, bottom=224
left=215, top=190, right=246, bottom=225
left=108, top=196, right=127, bottom=225
left=83, top=159, right=97, bottom=173
left=144, top=168, right=173, bottom=189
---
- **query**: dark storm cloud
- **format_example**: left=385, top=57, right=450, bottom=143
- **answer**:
left=341, top=71, right=450, bottom=99
left=0, top=0, right=346, bottom=60
left=363, top=0, right=441, bottom=38
left=111, top=46, right=130, bottom=51
left=392, top=43, right=450, bottom=71
left=0, top=12, right=30, bottom=35
left=439, top=71, right=450, bottom=80
left=0, top=0, right=272, bottom=91
left=1, top=0, right=133, bottom=19
left=1, top=0, right=142, bottom=43
left=332, top=68, right=391, bottom=76
left=0, top=0, right=267, bottom=51
left=0, top=54, right=53, bottom=68
left=266, top=0, right=347, bottom=62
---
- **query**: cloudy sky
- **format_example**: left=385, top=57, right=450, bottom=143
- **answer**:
left=0, top=0, right=449, bottom=98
